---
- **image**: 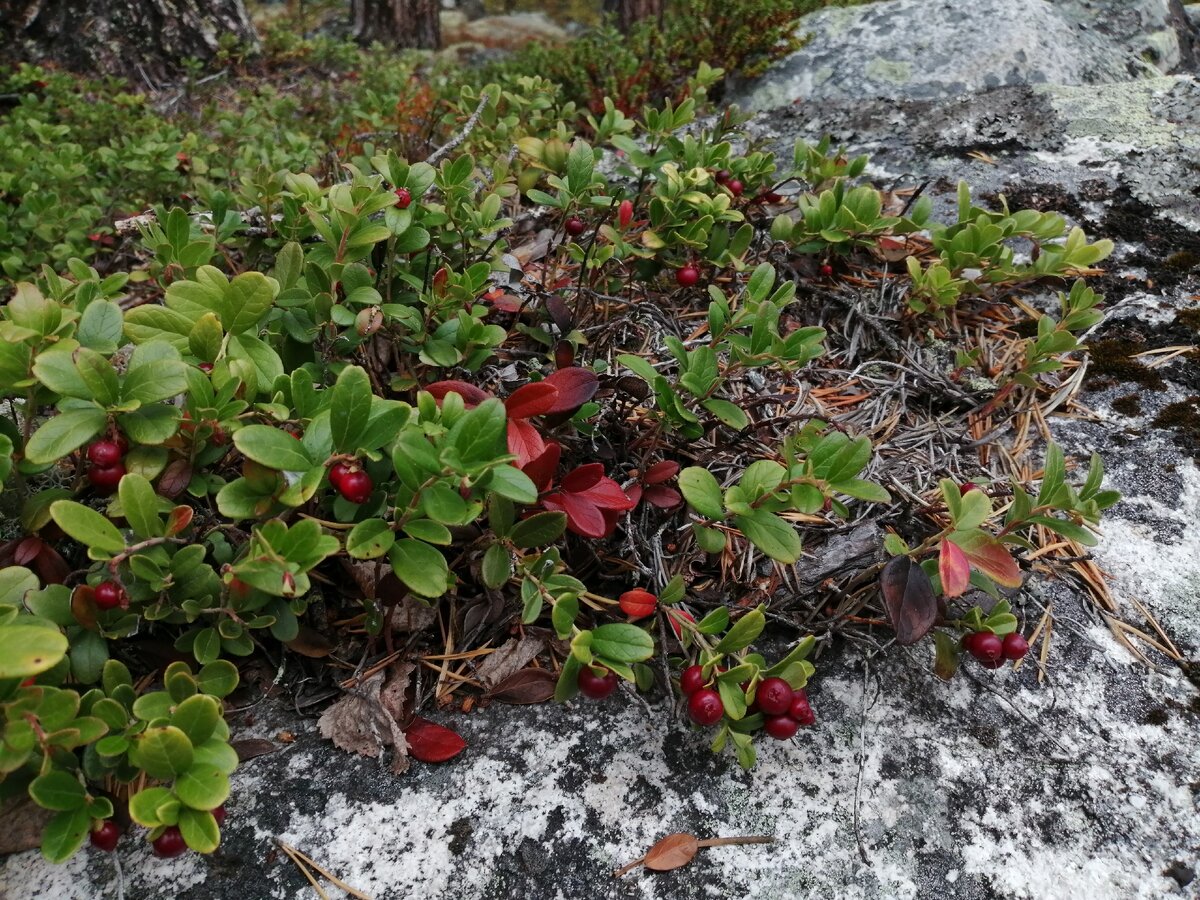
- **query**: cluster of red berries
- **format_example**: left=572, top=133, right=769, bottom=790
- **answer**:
left=328, top=461, right=373, bottom=504
left=85, top=438, right=127, bottom=493
left=714, top=169, right=744, bottom=198
left=962, top=630, right=1029, bottom=669
left=94, top=579, right=127, bottom=612
left=89, top=805, right=226, bottom=857
left=680, top=667, right=815, bottom=740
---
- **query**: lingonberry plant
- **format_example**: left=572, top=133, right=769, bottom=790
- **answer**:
left=1, top=61, right=1127, bottom=858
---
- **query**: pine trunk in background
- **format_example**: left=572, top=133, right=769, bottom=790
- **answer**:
left=0, top=0, right=259, bottom=82
left=351, top=0, right=441, bottom=50
left=605, top=0, right=665, bottom=32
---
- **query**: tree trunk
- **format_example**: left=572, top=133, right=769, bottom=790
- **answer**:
left=604, top=0, right=664, bottom=32
left=0, top=0, right=259, bottom=82
left=351, top=0, right=440, bottom=50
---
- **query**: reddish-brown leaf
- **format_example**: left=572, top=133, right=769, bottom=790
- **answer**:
left=34, top=544, right=70, bottom=585
left=165, top=505, right=194, bottom=537
left=643, top=833, right=700, bottom=872
left=521, top=441, right=561, bottom=493
left=504, top=382, right=559, bottom=420
left=938, top=539, right=971, bottom=599
left=554, top=340, right=575, bottom=370
left=157, top=458, right=193, bottom=499
left=561, top=463, right=604, bottom=493
left=285, top=625, right=334, bottom=658
left=644, top=486, right=682, bottom=509
left=576, top=476, right=636, bottom=512
left=486, top=667, right=557, bottom=704
left=952, top=531, right=1023, bottom=588
left=70, top=585, right=99, bottom=631
left=619, top=589, right=657, bottom=620
left=231, top=738, right=277, bottom=761
left=643, top=460, right=680, bottom=484
left=13, top=536, right=42, bottom=566
left=545, top=295, right=574, bottom=333
left=405, top=717, right=467, bottom=763
left=556, top=492, right=607, bottom=538
left=880, top=556, right=937, bottom=646
left=541, top=367, right=599, bottom=414
left=507, top=418, right=547, bottom=470
left=426, top=380, right=489, bottom=407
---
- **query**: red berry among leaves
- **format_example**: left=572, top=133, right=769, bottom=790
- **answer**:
left=198, top=362, right=214, bottom=374
left=687, top=688, right=725, bottom=726
left=764, top=714, right=800, bottom=740
left=714, top=169, right=732, bottom=184
left=94, top=581, right=125, bottom=611
left=679, top=665, right=705, bottom=697
left=395, top=188, right=412, bottom=209
left=1002, top=632, right=1030, bottom=660
left=617, top=199, right=633, bottom=229
left=676, top=266, right=700, bottom=288
left=756, top=677, right=794, bottom=716
left=820, top=264, right=834, bottom=277
left=789, top=690, right=815, bottom=726
left=727, top=179, right=744, bottom=197
left=960, top=482, right=980, bottom=494
left=86, top=440, right=122, bottom=466
left=619, top=589, right=657, bottom=620
left=970, top=632, right=1004, bottom=666
left=577, top=665, right=618, bottom=700
left=152, top=825, right=187, bottom=859
left=87, top=463, right=126, bottom=493
left=90, top=820, right=120, bottom=852
left=564, top=216, right=586, bottom=237
left=328, top=461, right=353, bottom=490
left=337, top=469, right=373, bottom=504
left=211, top=804, right=227, bottom=827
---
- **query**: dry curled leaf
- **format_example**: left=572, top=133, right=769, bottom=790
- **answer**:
left=473, top=633, right=546, bottom=688
left=485, top=667, right=557, bottom=704
left=643, top=833, right=699, bottom=871
left=317, top=665, right=413, bottom=774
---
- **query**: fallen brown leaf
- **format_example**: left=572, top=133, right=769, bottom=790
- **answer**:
left=614, top=833, right=774, bottom=877
left=473, top=633, right=546, bottom=688
left=231, top=738, right=277, bottom=761
left=285, top=625, right=335, bottom=658
left=485, top=667, right=556, bottom=704
left=317, top=663, right=414, bottom=774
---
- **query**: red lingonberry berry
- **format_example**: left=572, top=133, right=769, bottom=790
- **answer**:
left=564, top=216, right=586, bottom=237
left=970, top=632, right=1004, bottom=666
left=960, top=482, right=980, bottom=494
left=756, top=677, right=794, bottom=716
left=714, top=169, right=732, bottom=184
left=578, top=665, right=618, bottom=700
left=86, top=440, right=122, bottom=467
left=198, top=362, right=214, bottom=373
left=1002, top=633, right=1030, bottom=660
left=152, top=825, right=187, bottom=858
left=395, top=188, right=412, bottom=209
left=328, top=461, right=353, bottom=490
left=212, top=804, right=227, bottom=827
left=764, top=714, right=800, bottom=740
left=94, top=581, right=125, bottom=611
left=687, top=688, right=724, bottom=726
left=618, top=199, right=633, bottom=229
left=338, top=469, right=373, bottom=504
left=87, top=463, right=126, bottom=493
left=90, top=820, right=120, bottom=852
left=820, top=264, right=834, bottom=277
left=676, top=266, right=700, bottom=288
left=727, top=179, right=744, bottom=197
left=679, top=665, right=705, bottom=697
left=789, top=690, right=815, bottom=726
left=619, top=589, right=657, bottom=620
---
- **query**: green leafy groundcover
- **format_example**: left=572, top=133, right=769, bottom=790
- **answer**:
left=0, top=27, right=1121, bottom=862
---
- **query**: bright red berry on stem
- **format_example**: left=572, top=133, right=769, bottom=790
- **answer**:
left=90, top=820, right=120, bottom=852
left=727, top=179, right=744, bottom=197
left=687, top=688, right=724, bottom=726
left=577, top=665, right=618, bottom=700
left=679, top=665, right=705, bottom=697
left=820, top=264, right=834, bottom=277
left=328, top=461, right=353, bottom=489
left=94, top=581, right=124, bottom=611
left=1002, top=632, right=1029, bottom=660
left=564, top=216, right=585, bottom=237
left=756, top=677, right=794, bottom=716
left=338, top=469, right=373, bottom=504
left=619, top=589, right=657, bottom=620
left=676, top=266, right=700, bottom=288
left=86, top=440, right=122, bottom=466
left=87, top=463, right=126, bottom=493
left=395, top=188, right=412, bottom=209
left=789, top=690, right=815, bottom=726
left=970, top=632, right=1004, bottom=666
left=152, top=826, right=187, bottom=858
left=764, top=714, right=800, bottom=740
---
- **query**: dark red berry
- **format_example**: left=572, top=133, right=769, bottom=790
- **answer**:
left=714, top=169, right=732, bottom=184
left=727, top=179, right=744, bottom=197
left=961, top=631, right=978, bottom=652
left=789, top=691, right=815, bottom=726
left=328, top=461, right=353, bottom=489
left=395, top=188, right=412, bottom=209
left=960, top=482, right=980, bottom=494
left=756, top=677, right=794, bottom=716
left=87, top=463, right=126, bottom=493
left=90, top=820, right=120, bottom=852
left=198, top=362, right=214, bottom=373
left=820, top=264, right=834, bottom=277
left=211, top=805, right=227, bottom=827
left=338, top=469, right=373, bottom=504
left=578, top=665, right=618, bottom=700
left=676, top=266, right=700, bottom=288
left=679, top=665, right=705, bottom=697
left=152, top=825, right=187, bottom=858
left=687, top=688, right=724, bottom=726
left=94, top=581, right=124, bottom=611
left=1002, top=633, right=1029, bottom=660
left=970, top=632, right=1004, bottom=666
left=764, top=714, right=800, bottom=740
left=564, top=216, right=586, bottom=237
left=86, top=440, right=122, bottom=466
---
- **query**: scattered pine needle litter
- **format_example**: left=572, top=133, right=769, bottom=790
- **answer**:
left=614, top=833, right=775, bottom=876
left=275, top=838, right=373, bottom=900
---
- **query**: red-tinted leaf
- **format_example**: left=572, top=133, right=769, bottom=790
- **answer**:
left=14, top=536, right=42, bottom=566
left=165, top=505, right=193, bottom=538
left=643, top=833, right=700, bottom=872
left=426, top=380, right=490, bottom=407
left=542, top=367, right=599, bottom=414
left=951, top=531, right=1023, bottom=588
left=522, top=441, right=561, bottom=493
left=157, top=458, right=193, bottom=499
left=599, top=507, right=622, bottom=537
left=70, top=586, right=99, bottom=632
left=619, top=589, right=657, bottom=620
left=577, top=476, right=636, bottom=511
left=625, top=483, right=644, bottom=506
left=879, top=556, right=937, bottom=646
left=34, top=544, right=70, bottom=585
left=645, top=486, right=682, bottom=509
left=554, top=340, right=575, bottom=370
left=486, top=668, right=557, bottom=704
left=667, top=608, right=695, bottom=639
left=432, top=266, right=449, bottom=296
left=504, top=382, right=559, bottom=420
left=643, top=461, right=680, bottom=484
left=488, top=293, right=524, bottom=313
left=545, top=295, right=574, bottom=333
left=507, top=418, right=547, bottom=470
left=231, top=738, right=277, bottom=761
left=938, top=539, right=971, bottom=599
left=561, top=463, right=605, bottom=493
left=559, top=492, right=607, bottom=538
left=405, top=717, right=467, bottom=763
